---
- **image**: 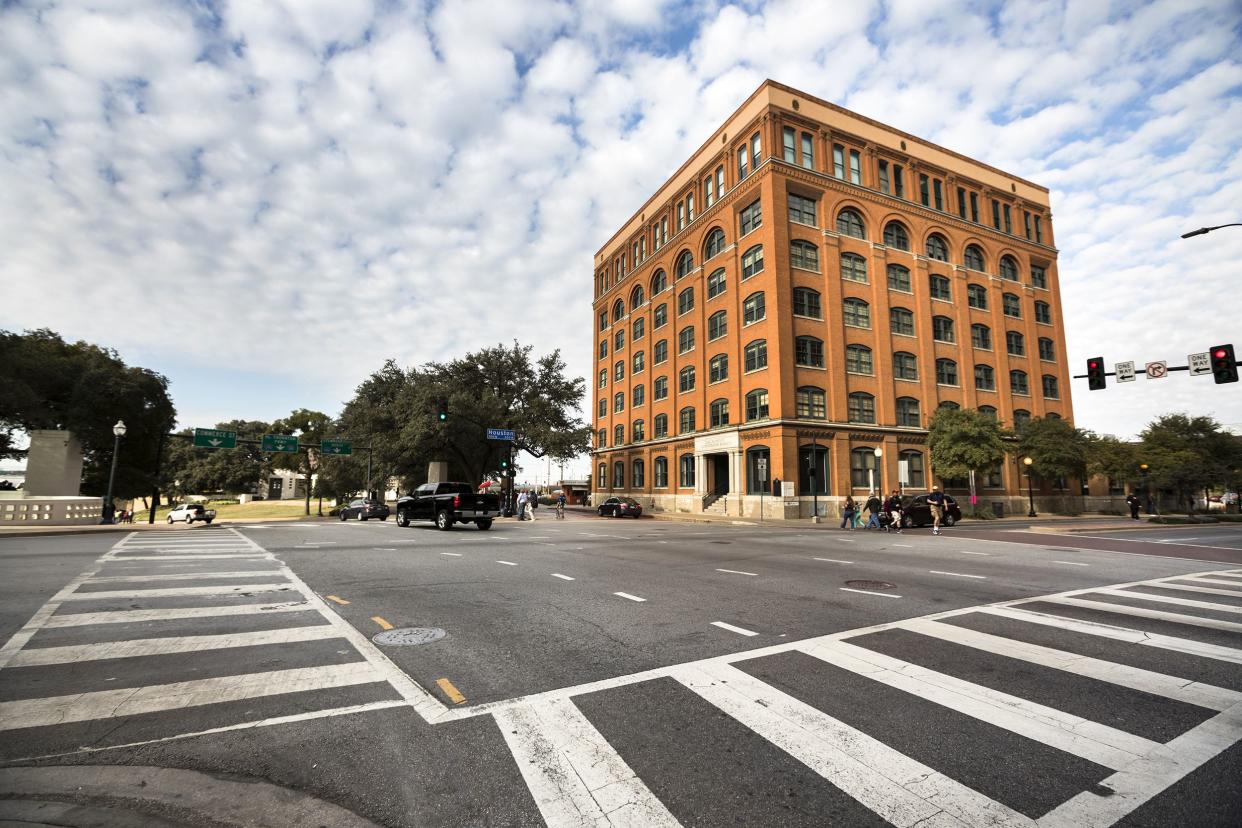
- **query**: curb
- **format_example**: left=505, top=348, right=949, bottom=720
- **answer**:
left=0, top=515, right=337, bottom=539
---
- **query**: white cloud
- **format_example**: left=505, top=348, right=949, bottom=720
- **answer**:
left=1, top=0, right=1240, bottom=462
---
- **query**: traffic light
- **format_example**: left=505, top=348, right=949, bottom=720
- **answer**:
left=1086, top=356, right=1106, bottom=391
left=1211, top=344, right=1238, bottom=384
left=437, top=396, right=449, bottom=422
left=500, top=457, right=509, bottom=472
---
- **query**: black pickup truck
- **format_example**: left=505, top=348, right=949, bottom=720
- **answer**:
left=395, top=482, right=501, bottom=530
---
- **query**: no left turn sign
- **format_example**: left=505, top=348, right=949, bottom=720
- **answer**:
left=1145, top=361, right=1168, bottom=379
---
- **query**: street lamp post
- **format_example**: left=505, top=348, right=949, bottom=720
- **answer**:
left=1181, top=223, right=1242, bottom=238
left=1023, top=456, right=1036, bottom=517
left=102, top=420, right=127, bottom=524
left=868, top=446, right=883, bottom=495
left=1140, top=463, right=1151, bottom=514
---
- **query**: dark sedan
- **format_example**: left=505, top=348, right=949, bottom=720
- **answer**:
left=339, top=498, right=390, bottom=521
left=597, top=496, right=643, bottom=518
left=900, top=494, right=962, bottom=528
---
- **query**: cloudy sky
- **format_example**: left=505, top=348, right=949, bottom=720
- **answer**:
left=2, top=0, right=1240, bottom=476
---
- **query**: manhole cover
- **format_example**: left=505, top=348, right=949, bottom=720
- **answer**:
left=372, top=627, right=446, bottom=646
left=844, top=580, right=896, bottom=591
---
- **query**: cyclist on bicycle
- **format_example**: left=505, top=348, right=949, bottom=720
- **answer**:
left=556, top=492, right=567, bottom=519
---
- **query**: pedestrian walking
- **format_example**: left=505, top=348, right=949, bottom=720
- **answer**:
left=884, top=490, right=904, bottom=533
left=864, top=493, right=883, bottom=529
left=927, top=485, right=946, bottom=535
left=1126, top=492, right=1141, bottom=520
left=525, top=491, right=537, bottom=521
left=840, top=496, right=857, bottom=530
left=516, top=490, right=528, bottom=520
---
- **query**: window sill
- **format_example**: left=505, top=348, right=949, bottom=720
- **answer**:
left=789, top=219, right=819, bottom=230
left=894, top=376, right=920, bottom=383
left=791, top=264, right=821, bottom=274
left=844, top=369, right=872, bottom=376
left=936, top=382, right=961, bottom=388
left=799, top=364, right=828, bottom=371
left=792, top=313, right=824, bottom=321
left=744, top=367, right=768, bottom=375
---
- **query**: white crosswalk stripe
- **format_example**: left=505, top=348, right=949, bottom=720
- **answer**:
left=463, top=566, right=1242, bottom=828
left=0, top=529, right=443, bottom=761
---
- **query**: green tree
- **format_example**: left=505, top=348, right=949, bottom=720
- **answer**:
left=927, top=408, right=1008, bottom=499
left=161, top=420, right=273, bottom=499
left=0, top=329, right=176, bottom=499
left=1084, top=432, right=1140, bottom=489
left=340, top=343, right=591, bottom=491
left=1140, top=414, right=1241, bottom=514
left=271, top=409, right=333, bottom=515
left=1014, top=417, right=1090, bottom=485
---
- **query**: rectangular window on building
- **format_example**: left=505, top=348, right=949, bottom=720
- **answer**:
left=970, top=192, right=979, bottom=223
left=1034, top=215, right=1043, bottom=243
left=787, top=193, right=817, bottom=225
left=849, top=150, right=861, bottom=184
left=783, top=127, right=796, bottom=162
left=833, top=144, right=845, bottom=178
left=893, top=165, right=904, bottom=198
left=661, top=217, right=668, bottom=245
left=1003, top=204, right=1012, bottom=234
left=751, top=132, right=761, bottom=164
left=933, top=178, right=943, bottom=211
left=737, top=145, right=748, bottom=179
left=878, top=160, right=890, bottom=194
left=957, top=187, right=967, bottom=219
left=740, top=199, right=762, bottom=235
left=1023, top=211, right=1032, bottom=240
left=992, top=199, right=1001, bottom=229
left=687, top=194, right=695, bottom=221
left=919, top=174, right=930, bottom=207
left=677, top=202, right=685, bottom=231
left=801, top=132, right=814, bottom=170
left=716, top=166, right=725, bottom=199
left=704, top=176, right=713, bottom=208
left=639, top=237, right=645, bottom=259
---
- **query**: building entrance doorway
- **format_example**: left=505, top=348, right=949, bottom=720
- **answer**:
left=707, top=453, right=730, bottom=496
left=267, top=478, right=283, bottom=500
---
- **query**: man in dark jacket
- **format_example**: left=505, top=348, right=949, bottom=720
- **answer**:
left=927, top=485, right=947, bottom=535
left=1125, top=492, right=1141, bottom=520
left=864, top=493, right=883, bottom=529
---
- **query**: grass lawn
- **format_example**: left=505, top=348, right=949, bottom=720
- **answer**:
left=152, top=500, right=336, bottom=522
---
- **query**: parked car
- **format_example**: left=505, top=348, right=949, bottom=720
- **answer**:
left=339, top=498, right=390, bottom=521
left=597, top=496, right=642, bottom=518
left=395, top=482, right=500, bottom=530
left=167, top=503, right=215, bottom=525
left=899, top=494, right=962, bottom=528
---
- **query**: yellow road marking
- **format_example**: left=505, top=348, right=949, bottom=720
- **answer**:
left=326, top=595, right=349, bottom=605
left=436, top=677, right=467, bottom=705
left=371, top=616, right=393, bottom=631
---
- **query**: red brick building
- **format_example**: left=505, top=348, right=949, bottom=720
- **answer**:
left=591, top=80, right=1072, bottom=519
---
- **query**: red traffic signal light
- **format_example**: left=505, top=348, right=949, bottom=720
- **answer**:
left=1210, top=344, right=1237, bottom=384
left=1086, top=356, right=1106, bottom=391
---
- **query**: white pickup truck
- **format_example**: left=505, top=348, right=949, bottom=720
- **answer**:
left=166, top=503, right=216, bottom=525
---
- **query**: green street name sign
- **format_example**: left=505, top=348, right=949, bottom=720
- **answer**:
left=320, top=439, right=353, bottom=456
left=262, top=434, right=299, bottom=453
left=193, top=428, right=237, bottom=450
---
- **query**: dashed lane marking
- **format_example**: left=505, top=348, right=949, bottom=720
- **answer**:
left=1052, top=560, right=1090, bottom=566
left=326, top=595, right=350, bottom=605
left=813, top=557, right=854, bottom=564
left=715, top=568, right=758, bottom=576
left=711, top=621, right=759, bottom=637
left=929, top=570, right=987, bottom=579
left=440, top=552, right=462, bottom=557
left=497, top=560, right=518, bottom=566
left=956, top=550, right=991, bottom=556
left=436, top=677, right=467, bottom=705
left=371, top=616, right=394, bottom=631
left=551, top=574, right=575, bottom=581
left=839, top=587, right=903, bottom=599
left=613, top=592, right=647, bottom=602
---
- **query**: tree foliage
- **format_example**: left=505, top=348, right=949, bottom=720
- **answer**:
left=1014, top=417, right=1090, bottom=483
left=1139, top=414, right=1241, bottom=513
left=339, top=343, right=591, bottom=490
left=271, top=409, right=334, bottom=515
left=161, top=420, right=273, bottom=499
left=0, top=329, right=176, bottom=498
left=926, top=407, right=1008, bottom=483
left=1084, top=433, right=1140, bottom=486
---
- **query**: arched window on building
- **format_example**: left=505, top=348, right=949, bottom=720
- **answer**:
left=799, top=443, right=830, bottom=495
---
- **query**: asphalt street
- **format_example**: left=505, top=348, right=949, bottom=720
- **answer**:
left=1, top=513, right=1240, bottom=827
